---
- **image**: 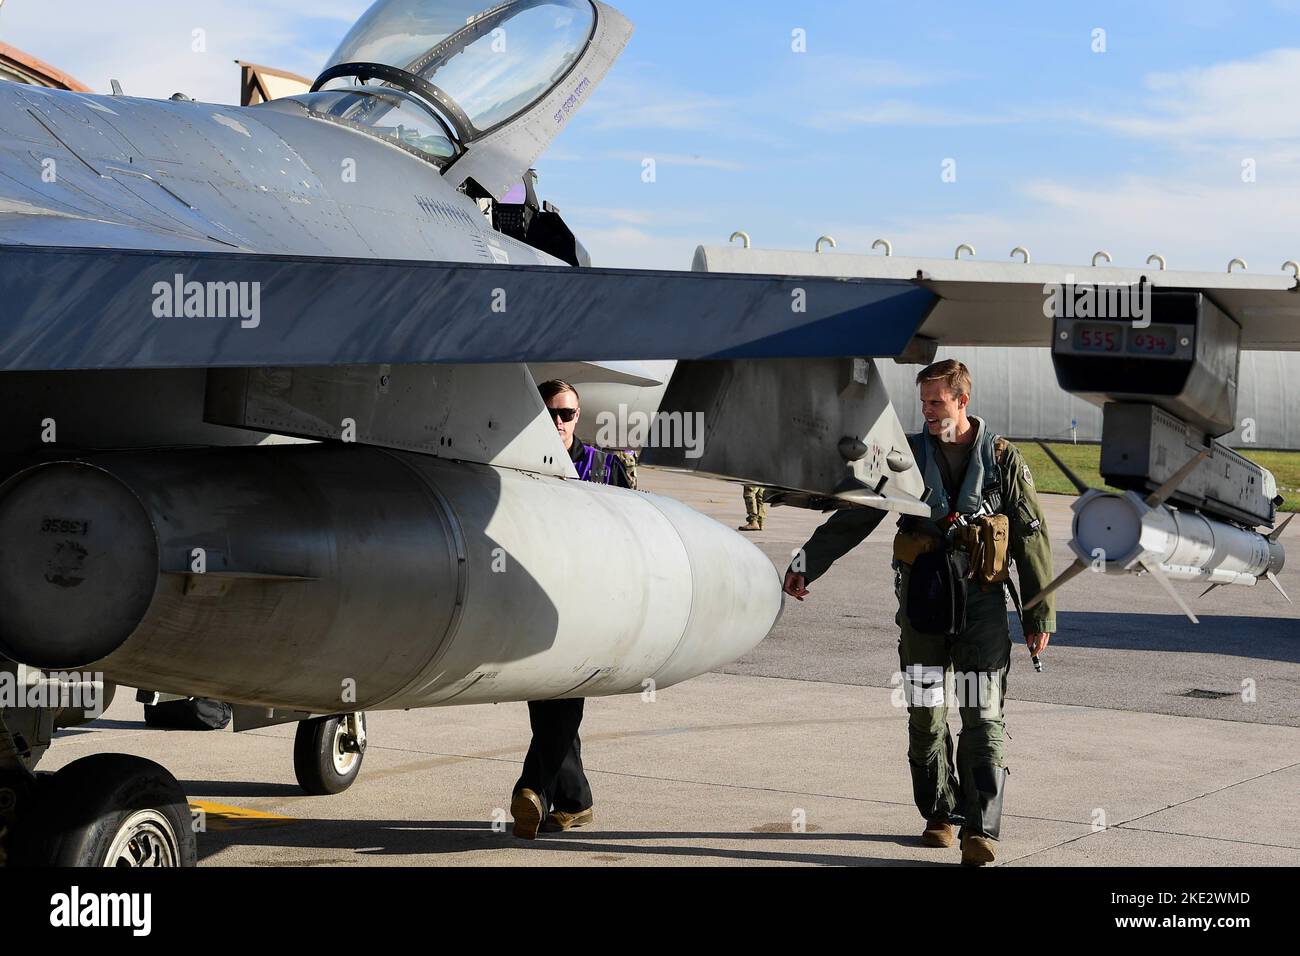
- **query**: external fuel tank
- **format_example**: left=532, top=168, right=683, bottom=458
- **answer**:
left=0, top=445, right=782, bottom=711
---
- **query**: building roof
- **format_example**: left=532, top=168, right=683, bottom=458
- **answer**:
left=0, top=41, right=91, bottom=92
left=237, top=60, right=312, bottom=106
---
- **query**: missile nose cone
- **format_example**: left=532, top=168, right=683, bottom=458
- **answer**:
left=0, top=463, right=158, bottom=668
left=1073, top=492, right=1144, bottom=565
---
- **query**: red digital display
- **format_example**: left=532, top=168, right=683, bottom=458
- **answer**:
left=1129, top=326, right=1178, bottom=356
left=1073, top=324, right=1122, bottom=352
left=1068, top=322, right=1183, bottom=356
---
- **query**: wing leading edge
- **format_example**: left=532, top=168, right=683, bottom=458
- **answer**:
left=0, top=245, right=935, bottom=372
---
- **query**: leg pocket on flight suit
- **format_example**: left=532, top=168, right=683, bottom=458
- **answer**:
left=951, top=585, right=1012, bottom=674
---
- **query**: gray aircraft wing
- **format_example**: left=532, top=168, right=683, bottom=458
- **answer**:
left=694, top=246, right=1300, bottom=350
left=0, top=244, right=934, bottom=371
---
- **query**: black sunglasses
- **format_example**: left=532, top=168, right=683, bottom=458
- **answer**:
left=546, top=406, right=578, bottom=423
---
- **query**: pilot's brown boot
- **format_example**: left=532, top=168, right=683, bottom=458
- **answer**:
left=961, top=833, right=997, bottom=866
left=920, top=815, right=956, bottom=848
left=511, top=788, right=545, bottom=840
left=540, top=806, right=594, bottom=833
left=738, top=518, right=761, bottom=532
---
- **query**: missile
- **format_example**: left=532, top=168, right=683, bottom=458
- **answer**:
left=1027, top=445, right=1290, bottom=622
left=0, top=445, right=783, bottom=710
left=1054, top=489, right=1287, bottom=622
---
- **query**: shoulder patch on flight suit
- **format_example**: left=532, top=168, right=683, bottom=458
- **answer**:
left=1022, top=463, right=1033, bottom=485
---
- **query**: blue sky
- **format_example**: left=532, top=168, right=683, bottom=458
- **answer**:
left=4, top=0, right=1299, bottom=271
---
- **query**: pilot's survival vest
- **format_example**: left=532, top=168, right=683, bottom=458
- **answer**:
left=909, top=417, right=1005, bottom=529
left=894, top=417, right=1013, bottom=585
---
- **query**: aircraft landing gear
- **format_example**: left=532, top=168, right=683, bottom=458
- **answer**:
left=13, top=753, right=196, bottom=867
left=293, top=712, right=366, bottom=795
left=3, top=673, right=193, bottom=867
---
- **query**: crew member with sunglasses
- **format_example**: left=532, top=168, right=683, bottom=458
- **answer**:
left=510, top=380, right=631, bottom=839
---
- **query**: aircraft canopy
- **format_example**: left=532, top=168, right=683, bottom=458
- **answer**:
left=325, top=0, right=597, bottom=136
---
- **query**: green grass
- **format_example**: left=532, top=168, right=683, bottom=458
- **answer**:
left=1017, top=442, right=1300, bottom=513
left=1241, top=450, right=1300, bottom=514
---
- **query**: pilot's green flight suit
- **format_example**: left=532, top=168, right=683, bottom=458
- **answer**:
left=793, top=417, right=1055, bottom=842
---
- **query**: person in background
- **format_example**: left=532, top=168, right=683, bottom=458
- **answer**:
left=511, top=380, right=631, bottom=839
left=739, top=485, right=766, bottom=531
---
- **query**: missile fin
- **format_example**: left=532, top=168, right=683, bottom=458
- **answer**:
left=1199, top=582, right=1223, bottom=598
left=1023, top=557, right=1088, bottom=610
left=1141, top=560, right=1199, bottom=623
left=1266, top=571, right=1291, bottom=603
left=1269, top=512, right=1295, bottom=542
left=1145, top=448, right=1211, bottom=509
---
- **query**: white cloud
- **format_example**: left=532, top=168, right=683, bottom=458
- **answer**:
left=579, top=72, right=735, bottom=132
left=606, top=150, right=743, bottom=171
left=1018, top=176, right=1300, bottom=273
left=578, top=208, right=656, bottom=227
left=559, top=204, right=714, bottom=229
left=1092, top=48, right=1300, bottom=143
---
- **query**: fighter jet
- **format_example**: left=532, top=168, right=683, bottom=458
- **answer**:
left=0, top=0, right=1295, bottom=867
left=0, top=0, right=936, bottom=867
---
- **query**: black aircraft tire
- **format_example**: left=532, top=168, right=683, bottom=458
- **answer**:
left=293, top=714, right=365, bottom=795
left=32, top=753, right=196, bottom=867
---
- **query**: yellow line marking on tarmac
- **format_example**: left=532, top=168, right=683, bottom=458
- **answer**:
left=189, top=800, right=298, bottom=831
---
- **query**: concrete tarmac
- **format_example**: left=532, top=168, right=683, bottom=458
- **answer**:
left=39, top=470, right=1300, bottom=866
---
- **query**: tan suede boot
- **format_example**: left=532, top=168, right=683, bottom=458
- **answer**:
left=961, top=834, right=997, bottom=865
left=921, top=816, right=956, bottom=848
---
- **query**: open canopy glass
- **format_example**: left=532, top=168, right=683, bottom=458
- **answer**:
left=323, top=0, right=596, bottom=137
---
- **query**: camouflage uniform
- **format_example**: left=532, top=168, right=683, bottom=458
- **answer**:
left=793, top=417, right=1055, bottom=842
left=609, top=449, right=638, bottom=490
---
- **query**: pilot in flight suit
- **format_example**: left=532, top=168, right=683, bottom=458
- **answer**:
left=783, top=360, right=1055, bottom=865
